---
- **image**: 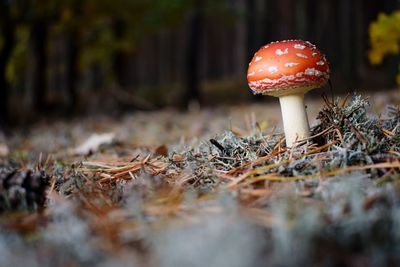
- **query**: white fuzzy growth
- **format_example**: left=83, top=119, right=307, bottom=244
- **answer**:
left=268, top=66, right=278, bottom=73
left=276, top=48, right=289, bottom=55
left=296, top=53, right=308, bottom=59
left=304, top=68, right=323, bottom=76
left=305, top=68, right=316, bottom=75
left=279, top=94, right=310, bottom=147
left=285, top=62, right=299, bottom=68
left=294, top=44, right=306, bottom=50
left=314, top=70, right=323, bottom=76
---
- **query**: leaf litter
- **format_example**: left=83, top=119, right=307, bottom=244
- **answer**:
left=0, top=94, right=400, bottom=267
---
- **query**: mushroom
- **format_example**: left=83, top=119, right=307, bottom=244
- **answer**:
left=247, top=40, right=330, bottom=147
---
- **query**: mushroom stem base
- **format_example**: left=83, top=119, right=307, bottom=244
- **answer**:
left=278, top=93, right=310, bottom=147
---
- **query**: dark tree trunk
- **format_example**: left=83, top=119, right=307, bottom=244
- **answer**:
left=277, top=0, right=295, bottom=39
left=246, top=0, right=257, bottom=62
left=0, top=29, right=14, bottom=124
left=295, top=0, right=308, bottom=38
left=246, top=0, right=263, bottom=101
left=0, top=3, right=15, bottom=125
left=182, top=1, right=204, bottom=108
left=353, top=0, right=364, bottom=84
left=113, top=19, right=131, bottom=89
left=31, top=21, right=48, bottom=112
left=66, top=30, right=79, bottom=113
left=262, top=0, right=278, bottom=41
left=206, top=19, right=223, bottom=79
left=339, top=0, right=354, bottom=86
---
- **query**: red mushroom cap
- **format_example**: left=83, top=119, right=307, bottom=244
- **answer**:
left=247, top=40, right=329, bottom=96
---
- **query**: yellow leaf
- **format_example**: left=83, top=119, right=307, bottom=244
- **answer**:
left=368, top=51, right=383, bottom=65
left=368, top=10, right=400, bottom=85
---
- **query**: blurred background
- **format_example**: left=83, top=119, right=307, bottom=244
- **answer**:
left=0, top=0, right=399, bottom=124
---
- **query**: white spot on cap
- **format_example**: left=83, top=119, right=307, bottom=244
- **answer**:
left=284, top=62, right=299, bottom=68
left=255, top=56, right=263, bottom=62
left=268, top=66, right=278, bottom=73
left=248, top=72, right=255, bottom=77
left=305, top=68, right=316, bottom=75
left=294, top=44, right=306, bottom=50
left=287, top=75, right=295, bottom=80
left=258, top=69, right=264, bottom=72
left=316, top=61, right=325, bottom=66
left=275, top=48, right=289, bottom=56
left=312, top=52, right=318, bottom=57
left=296, top=53, right=308, bottom=59
left=296, top=72, right=303, bottom=78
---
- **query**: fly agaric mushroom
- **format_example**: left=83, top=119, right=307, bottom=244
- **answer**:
left=247, top=40, right=329, bottom=147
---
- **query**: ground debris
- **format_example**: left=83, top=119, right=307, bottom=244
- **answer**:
left=73, top=132, right=115, bottom=156
left=1, top=95, right=400, bottom=267
left=0, top=168, right=49, bottom=212
left=71, top=95, right=400, bottom=193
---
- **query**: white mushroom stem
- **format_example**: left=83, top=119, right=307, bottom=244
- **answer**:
left=278, top=93, right=310, bottom=147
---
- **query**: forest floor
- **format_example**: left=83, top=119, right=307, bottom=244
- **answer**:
left=0, top=90, right=399, bottom=267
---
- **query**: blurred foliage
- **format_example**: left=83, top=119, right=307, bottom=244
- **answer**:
left=2, top=0, right=231, bottom=88
left=368, top=11, right=400, bottom=86
left=6, top=26, right=29, bottom=86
